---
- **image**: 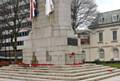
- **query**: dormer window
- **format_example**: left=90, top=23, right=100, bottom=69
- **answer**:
left=112, top=15, right=119, bottom=22
left=102, top=17, right=104, bottom=22
left=117, top=15, right=119, bottom=21
left=99, top=17, right=104, bottom=24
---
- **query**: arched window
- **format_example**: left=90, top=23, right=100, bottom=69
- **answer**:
left=113, top=48, right=119, bottom=59
left=82, top=50, right=85, bottom=54
left=99, top=48, right=105, bottom=59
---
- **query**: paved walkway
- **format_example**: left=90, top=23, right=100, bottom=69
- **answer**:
left=100, top=75, right=120, bottom=81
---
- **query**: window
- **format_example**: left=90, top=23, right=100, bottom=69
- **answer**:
left=0, top=50, right=23, bottom=59
left=67, top=38, right=78, bottom=46
left=81, top=36, right=90, bottom=44
left=99, top=17, right=104, bottom=24
left=1, top=41, right=24, bottom=47
left=113, top=48, right=119, bottom=59
left=112, top=15, right=119, bottom=22
left=117, top=15, right=119, bottom=21
left=17, top=41, right=24, bottom=45
left=99, top=48, right=105, bottom=59
left=19, top=31, right=29, bottom=37
left=102, top=18, right=104, bottom=22
left=112, top=31, right=117, bottom=41
left=99, top=32, right=103, bottom=42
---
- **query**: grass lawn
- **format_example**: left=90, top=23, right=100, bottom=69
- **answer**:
left=100, top=63, right=120, bottom=69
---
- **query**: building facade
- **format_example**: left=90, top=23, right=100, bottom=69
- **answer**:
left=0, top=0, right=31, bottom=63
left=83, top=9, right=120, bottom=62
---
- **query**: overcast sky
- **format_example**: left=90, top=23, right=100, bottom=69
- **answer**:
left=96, top=0, right=120, bottom=12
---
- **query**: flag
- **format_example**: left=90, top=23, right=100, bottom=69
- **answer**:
left=45, top=0, right=54, bottom=16
left=32, top=0, right=36, bottom=17
left=29, top=0, right=38, bottom=20
left=29, top=0, right=33, bottom=19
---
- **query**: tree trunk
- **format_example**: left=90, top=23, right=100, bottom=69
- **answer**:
left=14, top=33, right=17, bottom=63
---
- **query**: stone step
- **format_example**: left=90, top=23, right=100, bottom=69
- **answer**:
left=31, top=66, right=110, bottom=73
left=0, top=64, right=103, bottom=71
left=0, top=74, right=65, bottom=81
left=73, top=69, right=120, bottom=80
left=0, top=68, right=119, bottom=81
left=0, top=64, right=119, bottom=81
left=0, top=67, right=116, bottom=77
left=66, top=68, right=116, bottom=77
left=32, top=64, right=104, bottom=70
left=0, top=66, right=111, bottom=77
left=0, top=66, right=109, bottom=74
left=0, top=64, right=104, bottom=72
left=0, top=78, right=25, bottom=81
left=81, top=69, right=120, bottom=81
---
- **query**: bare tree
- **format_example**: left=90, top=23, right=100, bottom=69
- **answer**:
left=71, top=0, right=97, bottom=34
left=0, top=0, right=31, bottom=63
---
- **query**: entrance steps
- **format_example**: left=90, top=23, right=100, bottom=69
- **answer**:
left=0, top=64, right=119, bottom=81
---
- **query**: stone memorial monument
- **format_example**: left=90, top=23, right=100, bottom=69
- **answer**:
left=23, top=0, right=82, bottom=65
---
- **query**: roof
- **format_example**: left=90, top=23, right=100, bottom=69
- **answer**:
left=89, top=9, right=120, bottom=29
